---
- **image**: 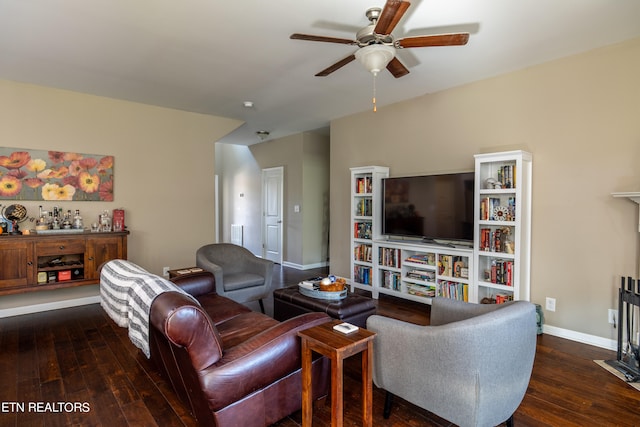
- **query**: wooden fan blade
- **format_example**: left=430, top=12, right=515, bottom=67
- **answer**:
left=315, top=54, right=356, bottom=76
left=386, top=57, right=410, bottom=78
left=374, top=0, right=411, bottom=36
left=290, top=33, right=357, bottom=45
left=396, top=33, right=470, bottom=48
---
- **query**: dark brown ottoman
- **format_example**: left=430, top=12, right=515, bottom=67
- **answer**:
left=273, top=286, right=376, bottom=328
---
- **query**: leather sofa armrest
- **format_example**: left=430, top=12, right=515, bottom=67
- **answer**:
left=151, top=291, right=223, bottom=370
left=199, top=312, right=331, bottom=410
left=170, top=271, right=217, bottom=296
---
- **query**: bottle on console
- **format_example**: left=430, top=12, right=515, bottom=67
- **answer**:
left=73, top=209, right=84, bottom=230
left=62, top=210, right=72, bottom=229
left=51, top=207, right=60, bottom=230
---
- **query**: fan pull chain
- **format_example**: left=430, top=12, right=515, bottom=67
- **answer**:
left=372, top=73, right=377, bottom=112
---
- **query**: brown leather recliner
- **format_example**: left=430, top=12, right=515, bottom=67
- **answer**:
left=149, top=271, right=331, bottom=426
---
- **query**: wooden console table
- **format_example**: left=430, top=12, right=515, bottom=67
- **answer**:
left=298, top=320, right=376, bottom=427
left=0, top=230, right=128, bottom=295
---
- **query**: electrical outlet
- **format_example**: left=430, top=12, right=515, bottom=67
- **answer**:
left=608, top=309, right=617, bottom=325
left=545, top=297, right=556, bottom=312
left=162, top=266, right=170, bottom=277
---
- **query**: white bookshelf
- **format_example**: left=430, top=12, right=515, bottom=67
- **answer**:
left=375, top=240, right=473, bottom=304
left=473, top=150, right=532, bottom=303
left=349, top=166, right=389, bottom=295
left=348, top=152, right=532, bottom=306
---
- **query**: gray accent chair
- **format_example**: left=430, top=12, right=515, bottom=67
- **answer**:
left=196, top=243, right=274, bottom=313
left=366, top=297, right=537, bottom=427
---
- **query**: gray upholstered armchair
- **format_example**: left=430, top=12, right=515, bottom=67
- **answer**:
left=366, top=297, right=537, bottom=427
left=196, top=243, right=274, bottom=313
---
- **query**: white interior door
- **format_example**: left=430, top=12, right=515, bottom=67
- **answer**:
left=262, top=167, right=283, bottom=264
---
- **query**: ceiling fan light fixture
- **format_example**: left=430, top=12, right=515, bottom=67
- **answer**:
left=354, top=44, right=395, bottom=76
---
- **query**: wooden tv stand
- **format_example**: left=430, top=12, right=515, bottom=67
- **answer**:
left=0, top=230, right=128, bottom=295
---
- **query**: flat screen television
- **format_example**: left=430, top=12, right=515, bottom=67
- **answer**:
left=382, top=172, right=475, bottom=244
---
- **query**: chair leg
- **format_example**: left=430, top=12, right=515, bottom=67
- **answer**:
left=506, top=414, right=514, bottom=427
left=258, top=299, right=265, bottom=314
left=383, top=391, right=394, bottom=419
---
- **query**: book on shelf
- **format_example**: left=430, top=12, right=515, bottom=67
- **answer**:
left=438, top=281, right=468, bottom=302
left=484, top=259, right=514, bottom=286
left=379, top=247, right=402, bottom=268
left=353, top=265, right=372, bottom=285
left=495, top=228, right=502, bottom=252
left=480, top=197, right=516, bottom=221
left=438, top=255, right=453, bottom=277
left=355, top=198, right=372, bottom=216
left=353, top=222, right=372, bottom=239
left=405, top=253, right=435, bottom=266
left=381, top=270, right=402, bottom=291
left=495, top=293, right=513, bottom=304
left=355, top=176, right=373, bottom=194
left=354, top=244, right=372, bottom=262
left=496, top=164, right=516, bottom=189
left=406, top=269, right=435, bottom=282
left=407, top=283, right=436, bottom=298
left=480, top=197, right=497, bottom=221
left=480, top=228, right=515, bottom=253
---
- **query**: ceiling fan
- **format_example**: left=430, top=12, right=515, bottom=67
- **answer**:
left=290, top=0, right=470, bottom=78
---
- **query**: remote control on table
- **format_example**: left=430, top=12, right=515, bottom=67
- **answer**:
left=333, top=322, right=359, bottom=334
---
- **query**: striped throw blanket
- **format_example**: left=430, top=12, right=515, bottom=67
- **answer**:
left=99, top=259, right=196, bottom=358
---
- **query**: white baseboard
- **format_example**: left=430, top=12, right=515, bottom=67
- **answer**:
left=0, top=295, right=100, bottom=318
left=281, top=261, right=329, bottom=270
left=543, top=324, right=617, bottom=351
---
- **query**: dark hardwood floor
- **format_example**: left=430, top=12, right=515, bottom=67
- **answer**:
left=1, top=265, right=640, bottom=426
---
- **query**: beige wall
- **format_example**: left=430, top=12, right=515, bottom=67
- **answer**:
left=0, top=80, right=242, bottom=310
left=330, top=37, right=640, bottom=341
left=302, top=132, right=331, bottom=266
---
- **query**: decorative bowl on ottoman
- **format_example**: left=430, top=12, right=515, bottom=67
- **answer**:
left=319, top=276, right=346, bottom=292
left=299, top=276, right=347, bottom=300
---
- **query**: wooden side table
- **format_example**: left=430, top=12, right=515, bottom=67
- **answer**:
left=298, top=320, right=376, bottom=427
left=167, top=266, right=204, bottom=279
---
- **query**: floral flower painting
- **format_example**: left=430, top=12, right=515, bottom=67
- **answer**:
left=0, top=147, right=114, bottom=201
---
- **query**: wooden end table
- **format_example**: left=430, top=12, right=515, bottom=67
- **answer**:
left=167, top=266, right=204, bottom=279
left=298, top=320, right=376, bottom=427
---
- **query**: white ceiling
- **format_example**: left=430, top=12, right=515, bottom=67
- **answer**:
left=1, top=0, right=639, bottom=145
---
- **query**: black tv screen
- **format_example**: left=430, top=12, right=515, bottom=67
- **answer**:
left=382, top=172, right=475, bottom=243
